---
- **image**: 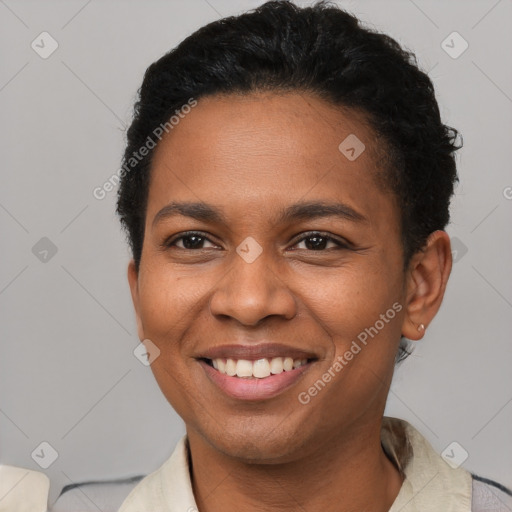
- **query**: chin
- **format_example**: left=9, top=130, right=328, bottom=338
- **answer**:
left=199, top=418, right=312, bottom=464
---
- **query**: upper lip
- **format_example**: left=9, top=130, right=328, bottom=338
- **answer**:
left=198, top=343, right=318, bottom=361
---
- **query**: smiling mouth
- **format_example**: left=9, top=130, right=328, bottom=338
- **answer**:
left=201, top=357, right=316, bottom=379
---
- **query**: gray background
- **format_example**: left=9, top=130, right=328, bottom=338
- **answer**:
left=1, top=0, right=511, bottom=505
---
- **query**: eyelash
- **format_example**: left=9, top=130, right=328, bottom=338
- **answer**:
left=163, top=231, right=351, bottom=251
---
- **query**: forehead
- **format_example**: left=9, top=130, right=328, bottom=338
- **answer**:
left=148, top=91, right=396, bottom=229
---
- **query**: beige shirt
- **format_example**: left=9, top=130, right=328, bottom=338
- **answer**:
left=0, top=465, right=49, bottom=512
left=118, top=416, right=475, bottom=511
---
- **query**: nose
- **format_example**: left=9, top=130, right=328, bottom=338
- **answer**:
left=208, top=247, right=297, bottom=327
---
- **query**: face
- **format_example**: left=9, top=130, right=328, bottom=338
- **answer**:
left=129, top=91, right=413, bottom=463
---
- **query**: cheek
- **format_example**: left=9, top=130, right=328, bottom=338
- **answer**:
left=302, top=269, right=402, bottom=407
left=302, top=263, right=404, bottom=406
left=137, top=290, right=182, bottom=367
left=303, top=261, right=402, bottom=338
left=138, top=266, right=206, bottom=337
left=137, top=270, right=205, bottom=419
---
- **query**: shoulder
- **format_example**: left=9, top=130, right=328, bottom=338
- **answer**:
left=118, top=436, right=195, bottom=511
left=51, top=461, right=175, bottom=512
left=0, top=465, right=49, bottom=512
left=51, top=476, right=145, bottom=512
left=52, top=456, right=176, bottom=512
left=117, top=459, right=171, bottom=511
left=472, top=474, right=512, bottom=512
left=51, top=437, right=190, bottom=512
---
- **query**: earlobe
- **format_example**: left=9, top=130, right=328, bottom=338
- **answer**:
left=402, top=231, right=452, bottom=341
left=127, top=260, right=145, bottom=341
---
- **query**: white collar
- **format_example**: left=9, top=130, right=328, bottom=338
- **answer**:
left=119, top=416, right=473, bottom=511
left=383, top=417, right=472, bottom=511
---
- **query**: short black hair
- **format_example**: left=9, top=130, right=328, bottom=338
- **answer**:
left=117, top=0, right=462, bottom=362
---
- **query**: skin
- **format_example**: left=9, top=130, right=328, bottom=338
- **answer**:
left=128, top=91, right=452, bottom=512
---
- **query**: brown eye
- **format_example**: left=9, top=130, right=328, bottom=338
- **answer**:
left=292, top=232, right=348, bottom=251
left=166, top=232, right=218, bottom=250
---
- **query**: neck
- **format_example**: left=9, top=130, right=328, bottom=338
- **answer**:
left=187, top=417, right=404, bottom=512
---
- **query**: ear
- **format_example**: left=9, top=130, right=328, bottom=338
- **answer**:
left=402, top=230, right=452, bottom=340
left=128, top=259, right=145, bottom=341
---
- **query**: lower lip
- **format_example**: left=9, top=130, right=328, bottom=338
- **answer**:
left=199, top=360, right=312, bottom=401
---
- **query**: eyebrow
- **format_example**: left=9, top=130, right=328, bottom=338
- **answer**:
left=152, top=200, right=367, bottom=228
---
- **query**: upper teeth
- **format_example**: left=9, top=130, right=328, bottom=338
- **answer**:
left=211, top=357, right=308, bottom=379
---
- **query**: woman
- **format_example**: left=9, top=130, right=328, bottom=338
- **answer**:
left=114, top=1, right=511, bottom=510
